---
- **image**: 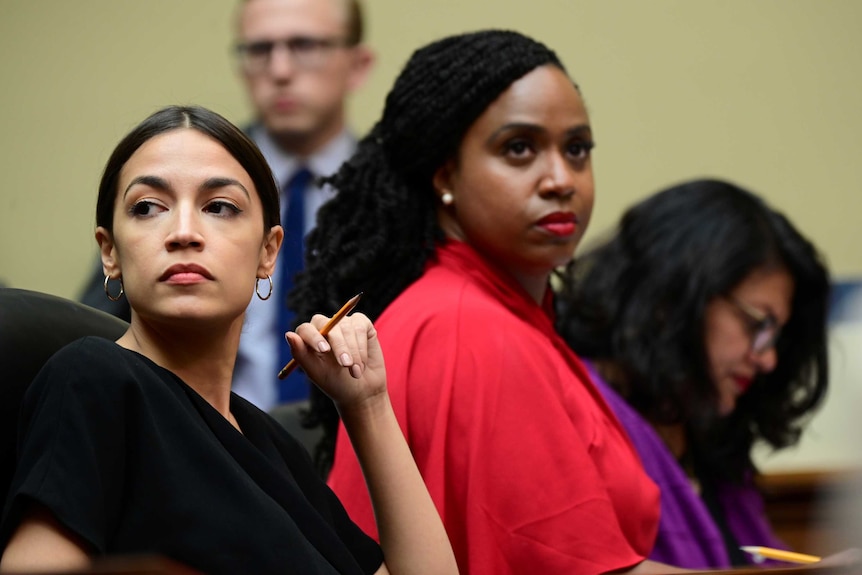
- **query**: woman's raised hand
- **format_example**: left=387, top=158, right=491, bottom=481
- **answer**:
left=285, top=312, right=387, bottom=410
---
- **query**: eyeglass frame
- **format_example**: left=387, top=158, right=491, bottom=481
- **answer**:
left=724, top=295, right=781, bottom=355
left=235, top=35, right=356, bottom=74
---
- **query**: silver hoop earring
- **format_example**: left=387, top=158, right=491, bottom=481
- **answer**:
left=441, top=192, right=454, bottom=206
left=256, top=275, right=273, bottom=300
left=104, top=275, right=124, bottom=302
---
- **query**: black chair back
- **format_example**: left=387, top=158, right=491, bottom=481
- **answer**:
left=0, top=288, right=128, bottom=502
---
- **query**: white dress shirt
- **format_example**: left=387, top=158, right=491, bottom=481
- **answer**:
left=231, top=126, right=356, bottom=410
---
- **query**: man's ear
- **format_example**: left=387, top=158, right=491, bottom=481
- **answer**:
left=95, top=226, right=120, bottom=277
left=347, top=44, right=375, bottom=92
left=258, top=225, right=284, bottom=278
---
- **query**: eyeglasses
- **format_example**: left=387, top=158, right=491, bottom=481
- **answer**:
left=235, top=36, right=352, bottom=73
left=725, top=296, right=781, bottom=354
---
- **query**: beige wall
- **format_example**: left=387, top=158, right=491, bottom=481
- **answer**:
left=368, top=0, right=862, bottom=282
left=2, top=0, right=861, bottom=298
left=1, top=1, right=860, bottom=469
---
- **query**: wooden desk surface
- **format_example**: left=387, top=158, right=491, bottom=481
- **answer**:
left=757, top=468, right=862, bottom=556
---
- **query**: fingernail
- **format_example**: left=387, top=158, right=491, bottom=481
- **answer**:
left=351, top=364, right=362, bottom=378
left=318, top=341, right=330, bottom=352
left=340, top=353, right=351, bottom=366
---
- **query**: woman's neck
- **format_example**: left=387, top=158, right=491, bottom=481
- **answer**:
left=593, top=359, right=631, bottom=397
left=440, top=236, right=552, bottom=305
left=116, top=314, right=243, bottom=419
left=652, top=423, right=688, bottom=461
left=593, top=359, right=689, bottom=460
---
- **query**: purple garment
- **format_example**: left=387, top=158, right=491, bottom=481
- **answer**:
left=584, top=362, right=787, bottom=569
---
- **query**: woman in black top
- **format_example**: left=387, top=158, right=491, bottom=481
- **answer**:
left=0, top=105, right=458, bottom=575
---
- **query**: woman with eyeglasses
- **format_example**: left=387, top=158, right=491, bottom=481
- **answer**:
left=557, top=178, right=831, bottom=569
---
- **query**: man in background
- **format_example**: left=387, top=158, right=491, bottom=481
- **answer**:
left=80, top=0, right=374, bottom=411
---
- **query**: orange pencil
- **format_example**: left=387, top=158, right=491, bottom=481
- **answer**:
left=277, top=293, right=363, bottom=380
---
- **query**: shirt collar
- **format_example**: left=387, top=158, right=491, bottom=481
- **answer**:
left=248, top=125, right=356, bottom=188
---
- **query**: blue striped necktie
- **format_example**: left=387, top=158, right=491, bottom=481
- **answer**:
left=276, top=167, right=313, bottom=403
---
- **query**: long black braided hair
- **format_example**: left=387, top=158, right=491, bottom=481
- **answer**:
left=288, top=29, right=568, bottom=476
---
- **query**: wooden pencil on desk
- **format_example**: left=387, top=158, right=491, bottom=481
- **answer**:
left=277, top=293, right=363, bottom=380
left=740, top=546, right=821, bottom=564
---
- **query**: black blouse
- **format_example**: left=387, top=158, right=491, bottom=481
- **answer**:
left=1, top=337, right=382, bottom=574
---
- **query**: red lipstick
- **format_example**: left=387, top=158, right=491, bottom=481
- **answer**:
left=733, top=376, right=753, bottom=394
left=537, top=212, right=577, bottom=237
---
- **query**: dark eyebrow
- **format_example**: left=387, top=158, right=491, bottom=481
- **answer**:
left=123, top=175, right=168, bottom=199
left=201, top=177, right=250, bottom=199
left=487, top=122, right=593, bottom=145
left=567, top=125, right=593, bottom=139
left=122, top=175, right=250, bottom=200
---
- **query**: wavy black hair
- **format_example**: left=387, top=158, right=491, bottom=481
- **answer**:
left=558, top=178, right=830, bottom=482
left=288, top=29, right=568, bottom=476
